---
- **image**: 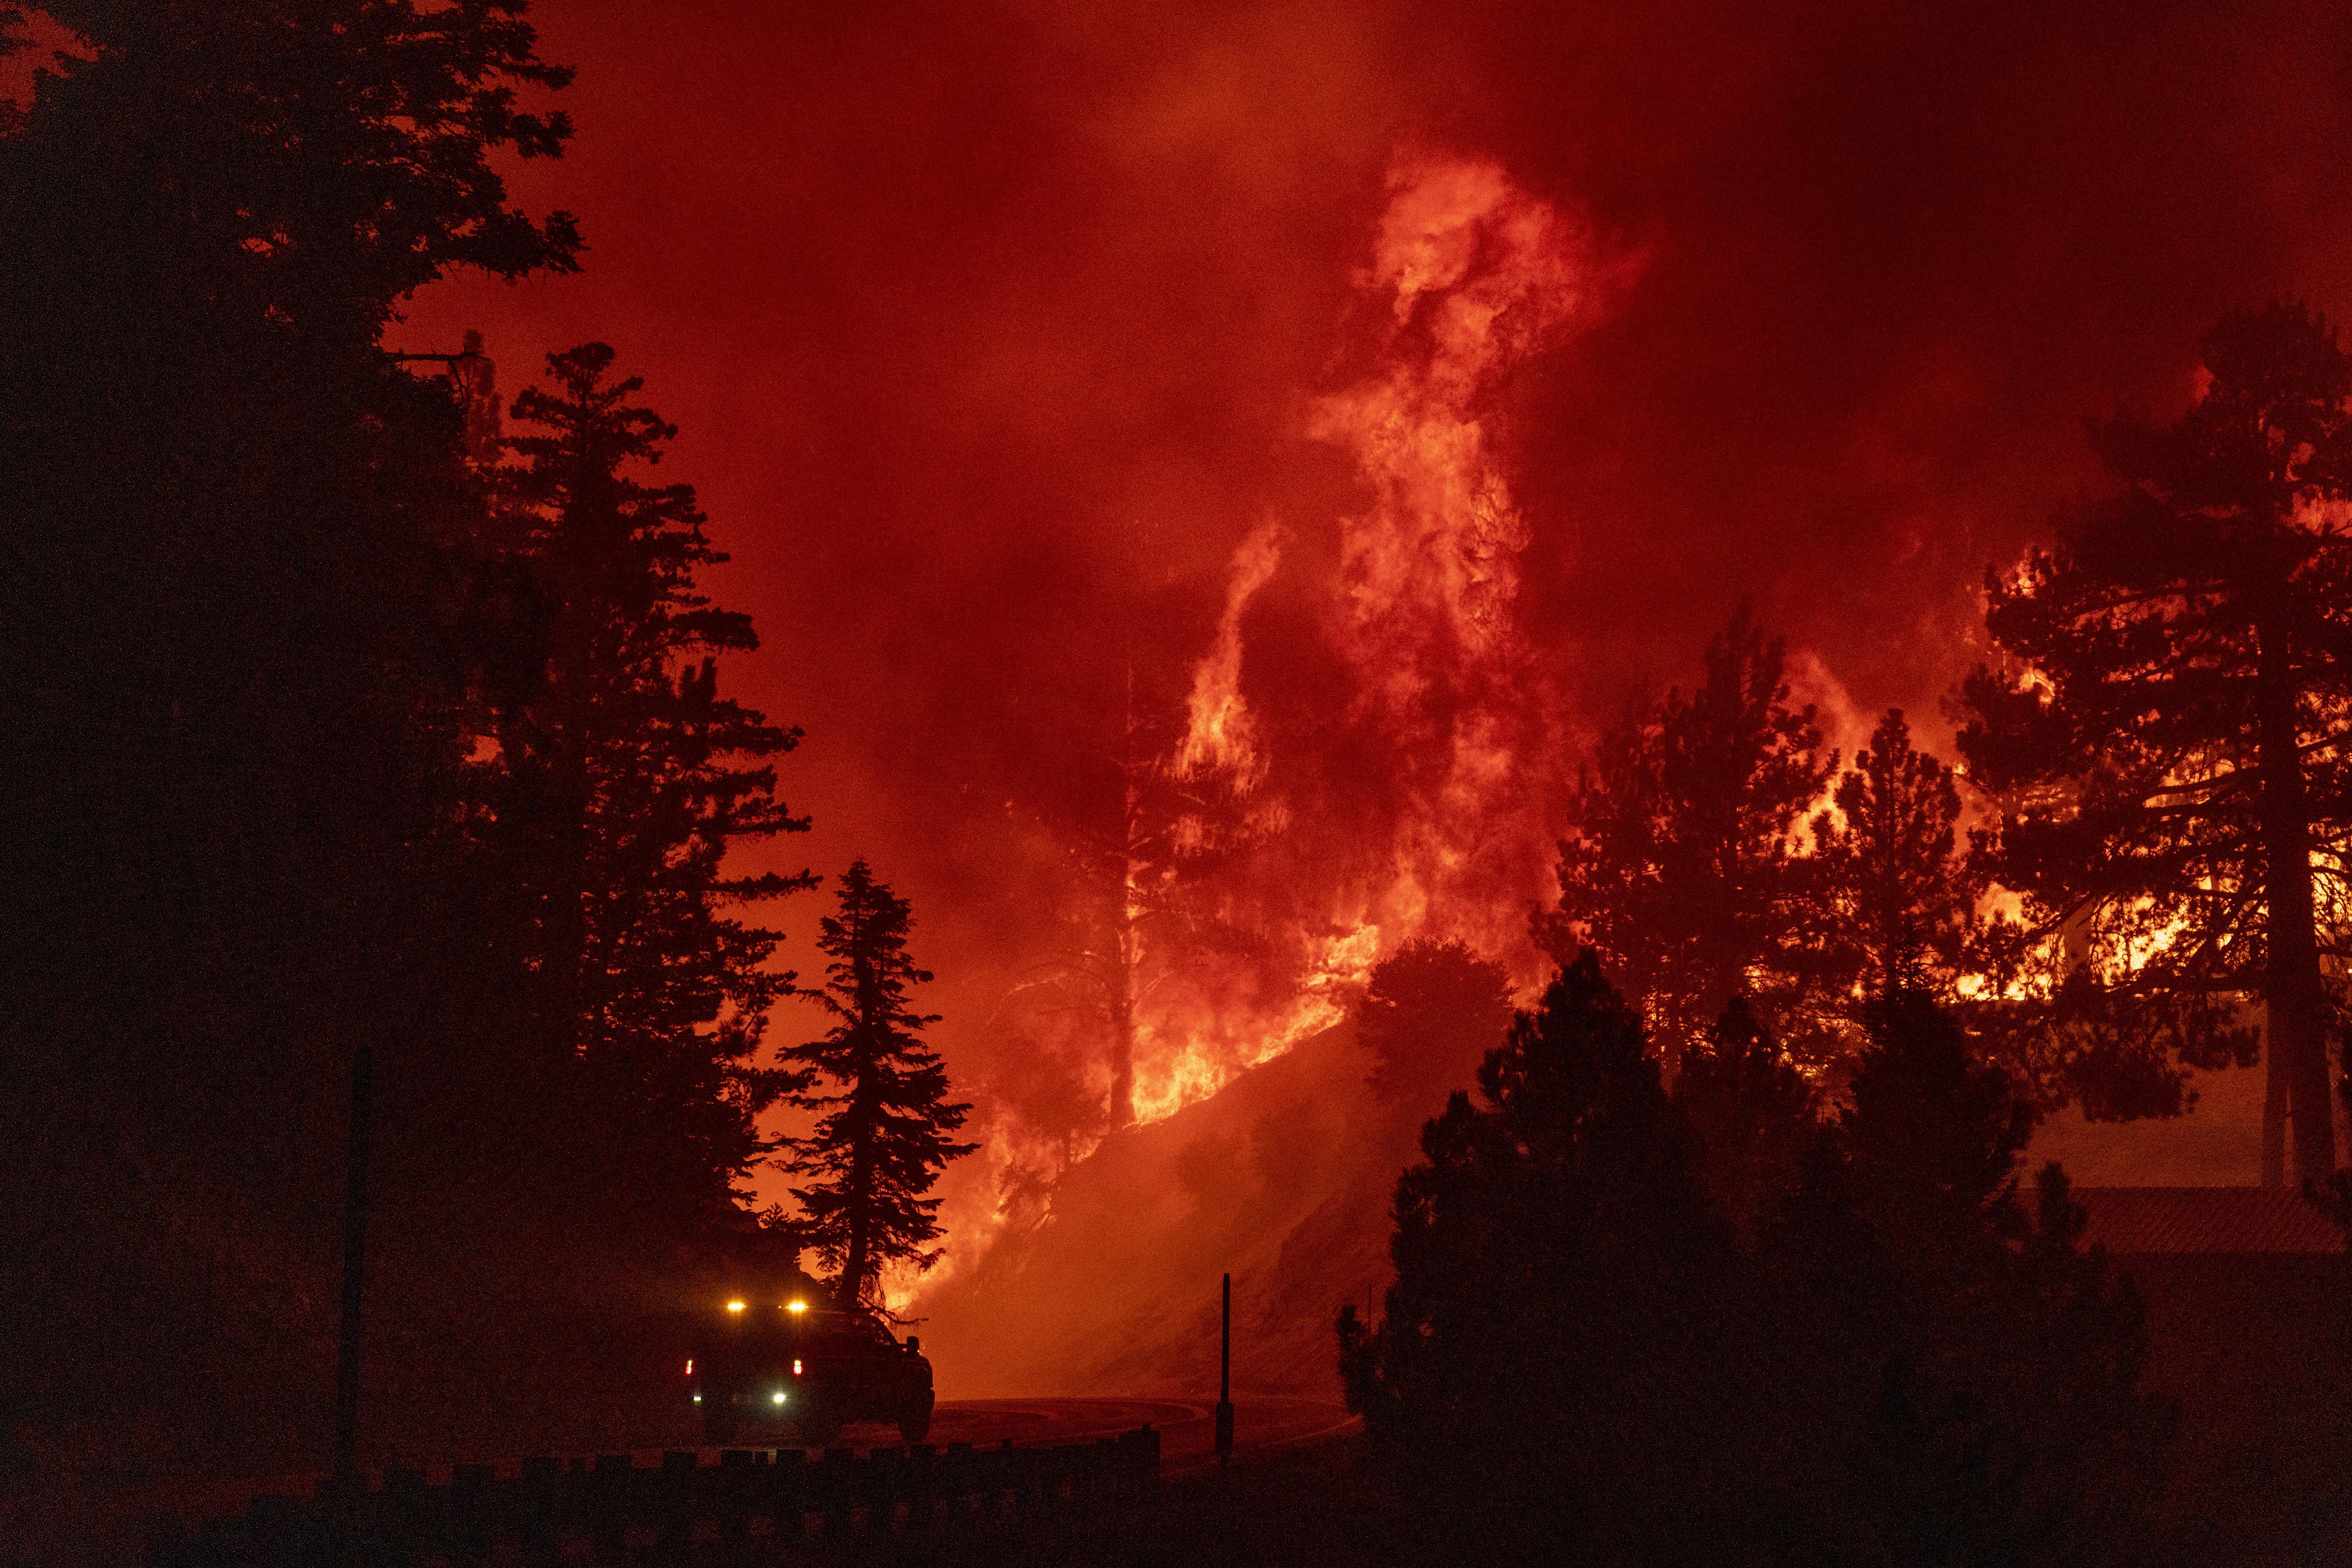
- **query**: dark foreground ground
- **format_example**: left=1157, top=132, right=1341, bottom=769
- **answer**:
left=7, top=1401, right=2350, bottom=1568
left=7, top=1241, right=2349, bottom=1567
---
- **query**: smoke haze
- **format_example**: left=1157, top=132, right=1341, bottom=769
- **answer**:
left=396, top=0, right=2352, bottom=1374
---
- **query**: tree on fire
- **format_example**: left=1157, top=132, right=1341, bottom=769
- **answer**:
left=1000, top=652, right=1265, bottom=1135
left=488, top=343, right=815, bottom=1224
left=779, top=862, right=977, bottom=1309
left=1959, top=301, right=2352, bottom=1186
left=1338, top=960, right=2163, bottom=1564
left=1534, top=606, right=1837, bottom=1076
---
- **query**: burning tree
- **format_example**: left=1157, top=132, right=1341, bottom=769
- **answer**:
left=779, top=861, right=976, bottom=1308
left=1960, top=301, right=2352, bottom=1185
left=1000, top=640, right=1268, bottom=1136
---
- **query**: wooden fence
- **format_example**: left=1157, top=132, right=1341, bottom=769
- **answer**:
left=158, top=1428, right=1163, bottom=1565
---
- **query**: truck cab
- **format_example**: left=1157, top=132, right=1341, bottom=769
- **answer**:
left=687, top=1294, right=934, bottom=1446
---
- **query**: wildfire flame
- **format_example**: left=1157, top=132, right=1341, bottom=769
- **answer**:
left=1142, top=147, right=1614, bottom=1108
left=1174, top=520, right=1283, bottom=791
left=905, top=149, right=1623, bottom=1307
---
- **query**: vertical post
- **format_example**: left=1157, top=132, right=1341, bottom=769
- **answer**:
left=332, top=1044, right=373, bottom=1487
left=1214, top=1273, right=1234, bottom=1467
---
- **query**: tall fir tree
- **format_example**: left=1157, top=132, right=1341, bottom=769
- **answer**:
left=1536, top=605, right=1837, bottom=1076
left=494, top=343, right=813, bottom=1223
left=1959, top=301, right=2352, bottom=1185
left=0, top=0, right=579, bottom=1464
left=1812, top=709, right=1979, bottom=1002
left=1338, top=951, right=1727, bottom=1558
left=781, top=862, right=976, bottom=1310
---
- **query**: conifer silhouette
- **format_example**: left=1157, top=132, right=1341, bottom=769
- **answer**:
left=1356, top=937, right=1516, bottom=1118
left=780, top=862, right=976, bottom=1309
left=492, top=343, right=814, bottom=1221
left=0, top=0, right=585, bottom=1467
left=1813, top=708, right=1979, bottom=1002
left=1960, top=301, right=2352, bottom=1183
left=1537, top=605, right=1835, bottom=1075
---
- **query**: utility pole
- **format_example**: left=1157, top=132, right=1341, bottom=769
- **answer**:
left=332, top=1044, right=373, bottom=1488
left=1215, top=1272, right=1234, bottom=1468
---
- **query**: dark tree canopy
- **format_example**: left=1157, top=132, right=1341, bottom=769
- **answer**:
left=1775, top=995, right=2166, bottom=1564
left=1339, top=952, right=1728, bottom=1556
left=1813, top=708, right=1979, bottom=1003
left=1340, top=962, right=2165, bottom=1565
left=1960, top=301, right=2352, bottom=1183
left=780, top=862, right=977, bottom=1309
left=1355, top=936, right=1516, bottom=1116
left=0, top=0, right=599, bottom=1470
left=1537, top=605, right=1836, bottom=1074
left=1673, top=995, right=1816, bottom=1248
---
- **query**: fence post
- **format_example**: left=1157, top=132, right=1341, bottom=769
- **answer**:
left=331, top=1045, right=373, bottom=1489
left=1215, top=1271, right=1235, bottom=1467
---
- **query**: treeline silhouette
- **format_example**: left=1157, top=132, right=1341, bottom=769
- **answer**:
left=1339, top=302, right=2352, bottom=1563
left=1534, top=303, right=2352, bottom=1186
left=0, top=4, right=886, bottom=1474
left=1341, top=962, right=2162, bottom=1566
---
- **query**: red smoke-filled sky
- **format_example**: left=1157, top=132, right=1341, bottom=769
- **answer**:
left=403, top=0, right=2352, bottom=1211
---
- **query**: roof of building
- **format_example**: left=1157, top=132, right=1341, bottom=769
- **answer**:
left=2071, top=1186, right=2345, bottom=1256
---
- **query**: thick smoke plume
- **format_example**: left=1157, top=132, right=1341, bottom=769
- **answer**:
left=392, top=0, right=2352, bottom=1383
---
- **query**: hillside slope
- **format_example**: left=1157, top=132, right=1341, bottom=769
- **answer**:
left=915, top=1020, right=1436, bottom=1401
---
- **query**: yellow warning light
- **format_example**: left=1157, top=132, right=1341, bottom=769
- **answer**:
left=786, top=1300, right=808, bottom=1313
left=726, top=1301, right=746, bottom=1312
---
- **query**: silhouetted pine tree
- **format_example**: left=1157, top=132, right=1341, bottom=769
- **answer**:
left=1341, top=968, right=2163, bottom=1565
left=1338, top=953, right=1738, bottom=1558
left=0, top=0, right=578, bottom=1466
left=1959, top=301, right=2352, bottom=1184
left=1813, top=709, right=1979, bottom=1002
left=780, top=862, right=976, bottom=1309
left=1355, top=937, right=1516, bottom=1120
left=1804, top=710, right=2172, bottom=1119
left=1671, top=996, right=1816, bottom=1249
left=491, top=343, right=814, bottom=1225
left=1535, top=605, right=1836, bottom=1076
left=1770, top=991, right=2166, bottom=1566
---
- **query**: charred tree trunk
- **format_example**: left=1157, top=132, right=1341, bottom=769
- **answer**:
left=1106, top=665, right=1142, bottom=1130
left=2259, top=623, right=2333, bottom=1185
left=1107, top=916, right=1136, bottom=1130
left=843, top=1079, right=874, bottom=1306
left=844, top=924, right=879, bottom=1304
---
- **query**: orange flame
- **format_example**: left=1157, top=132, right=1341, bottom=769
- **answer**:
left=915, top=150, right=1626, bottom=1303
left=1131, top=149, right=1617, bottom=1121
left=1175, top=520, right=1283, bottom=791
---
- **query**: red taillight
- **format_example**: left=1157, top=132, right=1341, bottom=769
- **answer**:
left=684, top=1359, right=693, bottom=1376
left=792, top=1359, right=802, bottom=1376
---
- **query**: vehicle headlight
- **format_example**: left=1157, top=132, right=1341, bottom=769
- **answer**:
left=772, top=1391, right=787, bottom=1404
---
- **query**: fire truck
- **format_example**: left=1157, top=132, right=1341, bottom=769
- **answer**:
left=686, top=1293, right=935, bottom=1446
